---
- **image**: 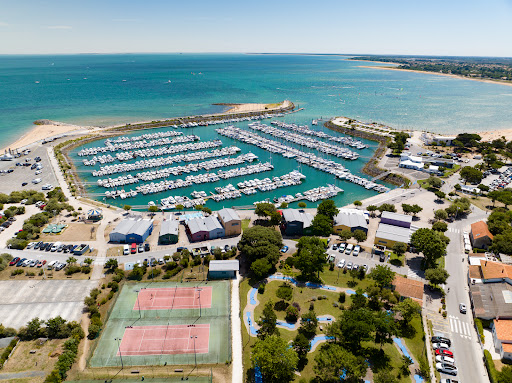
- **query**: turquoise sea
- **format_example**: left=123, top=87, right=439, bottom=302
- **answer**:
left=2, top=53, right=512, bottom=208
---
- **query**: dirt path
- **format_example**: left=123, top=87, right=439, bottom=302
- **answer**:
left=231, top=275, right=243, bottom=383
left=78, top=313, right=91, bottom=370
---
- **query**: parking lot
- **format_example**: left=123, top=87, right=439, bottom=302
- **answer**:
left=0, top=279, right=97, bottom=329
left=0, top=144, right=57, bottom=194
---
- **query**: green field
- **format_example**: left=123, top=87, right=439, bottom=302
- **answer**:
left=89, top=281, right=230, bottom=368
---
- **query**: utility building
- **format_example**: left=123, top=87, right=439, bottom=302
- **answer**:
left=208, top=260, right=239, bottom=280
left=218, top=208, right=242, bottom=236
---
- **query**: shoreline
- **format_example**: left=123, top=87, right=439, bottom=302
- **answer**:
left=1, top=101, right=293, bottom=153
left=357, top=64, right=512, bottom=88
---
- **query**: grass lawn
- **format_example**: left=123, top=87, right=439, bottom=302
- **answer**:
left=241, top=218, right=250, bottom=232
left=389, top=252, right=404, bottom=266
left=441, top=164, right=460, bottom=178
left=403, top=314, right=427, bottom=365
left=417, top=179, right=429, bottom=189
left=319, top=268, right=373, bottom=290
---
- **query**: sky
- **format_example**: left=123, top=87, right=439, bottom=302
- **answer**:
left=1, top=0, right=512, bottom=56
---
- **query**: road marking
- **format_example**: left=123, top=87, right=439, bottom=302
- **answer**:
left=449, top=318, right=454, bottom=332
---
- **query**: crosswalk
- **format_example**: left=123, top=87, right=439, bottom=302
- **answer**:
left=449, top=315, right=472, bottom=339
left=407, top=268, right=422, bottom=280
left=93, top=256, right=106, bottom=265
left=447, top=227, right=460, bottom=234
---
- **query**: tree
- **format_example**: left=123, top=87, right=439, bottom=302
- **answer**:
left=83, top=258, right=94, bottom=265
left=460, top=166, right=483, bottom=184
left=338, top=229, right=353, bottom=242
left=373, top=310, right=398, bottom=345
left=293, top=332, right=310, bottom=360
left=239, top=226, right=282, bottom=267
left=175, top=204, right=184, bottom=211
left=392, top=242, right=407, bottom=257
left=378, top=203, right=396, bottom=213
left=350, top=288, right=368, bottom=310
left=123, top=205, right=131, bottom=211
left=427, top=176, right=443, bottom=189
left=24, top=317, right=42, bottom=340
left=298, top=310, right=318, bottom=339
left=411, top=228, right=447, bottom=269
left=257, top=301, right=279, bottom=340
left=66, top=257, right=77, bottom=265
left=491, top=231, right=512, bottom=255
left=434, top=209, right=448, bottom=221
left=317, top=199, right=338, bottom=220
left=276, top=283, right=293, bottom=301
left=251, top=258, right=272, bottom=279
left=434, top=190, right=446, bottom=200
left=46, top=316, right=67, bottom=338
left=432, top=221, right=448, bottom=232
left=330, top=308, right=375, bottom=350
left=314, top=343, right=367, bottom=383
left=105, top=258, right=118, bottom=270
left=286, top=305, right=300, bottom=323
left=310, top=214, right=333, bottom=236
left=497, top=365, right=512, bottom=383
left=148, top=205, right=159, bottom=212
left=374, top=370, right=398, bottom=383
left=425, top=268, right=450, bottom=286
left=298, top=202, right=307, bottom=208
left=396, top=298, right=421, bottom=324
left=251, top=335, right=298, bottom=383
left=279, top=202, right=288, bottom=209
left=401, top=203, right=413, bottom=215
left=367, top=205, right=378, bottom=217
left=294, top=236, right=327, bottom=280
left=369, top=265, right=395, bottom=288
left=353, top=229, right=367, bottom=243
left=478, top=184, right=490, bottom=192
left=255, top=202, right=277, bottom=219
left=354, top=200, right=362, bottom=207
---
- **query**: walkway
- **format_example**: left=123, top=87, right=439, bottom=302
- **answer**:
left=231, top=274, right=243, bottom=383
left=0, top=371, right=46, bottom=380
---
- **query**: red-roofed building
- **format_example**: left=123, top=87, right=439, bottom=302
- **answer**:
left=470, top=221, right=494, bottom=249
left=492, top=319, right=512, bottom=361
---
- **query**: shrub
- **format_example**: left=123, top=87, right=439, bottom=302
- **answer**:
left=107, top=281, right=119, bottom=292
left=475, top=318, right=485, bottom=343
left=484, top=350, right=498, bottom=383
left=285, top=305, right=300, bottom=322
left=11, top=269, right=24, bottom=276
left=0, top=337, right=18, bottom=367
left=163, top=267, right=181, bottom=279
left=258, top=283, right=265, bottom=294
left=276, top=283, right=293, bottom=301
left=65, top=265, right=81, bottom=275
left=81, top=266, right=91, bottom=274
left=147, top=268, right=162, bottom=279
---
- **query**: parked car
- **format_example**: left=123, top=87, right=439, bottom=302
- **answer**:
left=280, top=245, right=289, bottom=253
left=432, top=342, right=450, bottom=350
left=337, top=259, right=346, bottom=268
left=29, top=259, right=38, bottom=267
left=145, top=243, right=150, bottom=252
left=22, top=259, right=31, bottom=267
left=138, top=244, right=144, bottom=253
left=36, top=260, right=47, bottom=268
left=435, top=349, right=454, bottom=357
left=435, top=355, right=455, bottom=365
left=436, top=363, right=457, bottom=375
left=362, top=264, right=369, bottom=273
left=332, top=243, right=339, bottom=250
left=9, top=257, right=20, bottom=266
left=346, top=261, right=353, bottom=270
left=131, top=243, right=137, bottom=254
left=45, top=243, right=53, bottom=251
left=26, top=242, right=37, bottom=249
left=432, top=336, right=451, bottom=346
left=21, top=182, right=28, bottom=187
left=338, top=243, right=346, bottom=252
left=459, top=303, right=467, bottom=314
left=54, top=262, right=66, bottom=271
left=158, top=258, right=165, bottom=265
left=353, top=245, right=361, bottom=256
left=345, top=244, right=354, bottom=255
left=440, top=379, right=459, bottom=383
left=353, top=264, right=359, bottom=271
left=16, top=258, right=27, bottom=267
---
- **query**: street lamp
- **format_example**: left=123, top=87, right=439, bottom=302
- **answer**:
left=191, top=336, right=197, bottom=367
left=115, top=337, right=123, bottom=369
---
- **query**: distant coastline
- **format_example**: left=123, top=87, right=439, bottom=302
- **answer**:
left=354, top=60, right=512, bottom=88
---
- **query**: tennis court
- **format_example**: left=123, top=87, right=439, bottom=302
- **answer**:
left=134, top=287, right=212, bottom=311
left=119, top=324, right=210, bottom=356
left=89, top=281, right=230, bottom=368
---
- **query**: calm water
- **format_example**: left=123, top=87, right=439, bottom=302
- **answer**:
left=2, top=53, right=512, bottom=208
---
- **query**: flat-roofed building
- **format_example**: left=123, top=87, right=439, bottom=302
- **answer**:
left=208, top=260, right=239, bottom=280
left=281, top=209, right=313, bottom=236
left=380, top=211, right=412, bottom=229
left=374, top=223, right=411, bottom=247
left=109, top=218, right=154, bottom=244
left=333, top=209, right=368, bottom=234
left=218, top=208, right=241, bottom=236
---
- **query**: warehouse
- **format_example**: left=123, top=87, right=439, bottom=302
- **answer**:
left=109, top=218, right=154, bottom=244
left=281, top=209, right=313, bottom=236
left=159, top=219, right=179, bottom=245
left=374, top=223, right=411, bottom=248
left=186, top=216, right=225, bottom=242
left=333, top=209, right=368, bottom=234
left=218, top=208, right=242, bottom=236
left=208, top=260, right=239, bottom=280
left=380, top=211, right=412, bottom=229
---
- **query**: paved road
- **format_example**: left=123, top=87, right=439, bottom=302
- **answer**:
left=435, top=207, right=489, bottom=383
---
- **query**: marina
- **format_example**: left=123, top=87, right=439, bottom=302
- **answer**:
left=70, top=113, right=390, bottom=210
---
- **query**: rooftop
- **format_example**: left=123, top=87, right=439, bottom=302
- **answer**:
left=393, top=275, right=424, bottom=306
left=479, top=260, right=512, bottom=281
left=111, top=218, right=137, bottom=236
left=471, top=221, right=494, bottom=240
left=218, top=208, right=241, bottom=223
left=282, top=209, right=313, bottom=228
left=160, top=219, right=179, bottom=236
left=494, top=319, right=512, bottom=341
left=470, top=282, right=512, bottom=319
left=130, top=219, right=153, bottom=236
left=381, top=211, right=413, bottom=224
left=375, top=223, right=411, bottom=243
left=334, top=209, right=368, bottom=229
left=209, top=260, right=239, bottom=272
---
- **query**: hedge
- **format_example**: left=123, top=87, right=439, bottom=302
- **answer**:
left=0, top=337, right=18, bottom=368
left=484, top=349, right=498, bottom=383
left=474, top=318, right=485, bottom=343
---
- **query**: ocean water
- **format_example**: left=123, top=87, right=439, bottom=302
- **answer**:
left=2, top=53, right=512, bottom=209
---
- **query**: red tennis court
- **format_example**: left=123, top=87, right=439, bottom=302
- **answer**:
left=133, top=286, right=212, bottom=311
left=118, top=324, right=210, bottom=356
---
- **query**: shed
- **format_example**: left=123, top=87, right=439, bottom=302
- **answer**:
left=218, top=208, right=242, bottom=236
left=374, top=223, right=411, bottom=247
left=333, top=209, right=368, bottom=234
left=380, top=211, right=412, bottom=229
left=208, top=260, right=239, bottom=280
left=159, top=219, right=179, bottom=245
left=281, top=209, right=313, bottom=236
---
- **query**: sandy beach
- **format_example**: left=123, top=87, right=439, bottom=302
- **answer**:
left=359, top=65, right=512, bottom=88
left=225, top=100, right=292, bottom=113
left=477, top=129, right=512, bottom=142
left=1, top=121, right=95, bottom=152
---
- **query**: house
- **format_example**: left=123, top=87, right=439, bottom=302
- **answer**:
left=208, top=260, right=239, bottom=280
left=470, top=221, right=494, bottom=249
left=392, top=275, right=424, bottom=307
left=374, top=223, right=411, bottom=247
left=399, top=154, right=424, bottom=171
left=492, top=319, right=512, bottom=361
left=159, top=219, right=179, bottom=245
left=186, top=216, right=225, bottom=242
left=281, top=209, right=314, bottom=236
left=460, top=185, right=482, bottom=195
left=380, top=211, right=412, bottom=228
left=125, top=220, right=153, bottom=244
left=218, top=208, right=242, bottom=236
left=109, top=218, right=154, bottom=244
left=333, top=209, right=368, bottom=234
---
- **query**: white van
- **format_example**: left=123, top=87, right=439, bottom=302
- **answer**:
left=47, top=260, right=58, bottom=269
left=123, top=244, right=130, bottom=255
left=51, top=242, right=62, bottom=252
left=345, top=243, right=354, bottom=255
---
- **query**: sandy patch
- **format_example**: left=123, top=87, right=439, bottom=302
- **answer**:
left=225, top=100, right=292, bottom=113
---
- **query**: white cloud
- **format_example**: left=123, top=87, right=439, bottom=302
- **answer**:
left=46, top=25, right=72, bottom=30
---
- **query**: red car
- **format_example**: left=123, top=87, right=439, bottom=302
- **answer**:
left=9, top=257, right=20, bottom=266
left=36, top=260, right=47, bottom=268
left=435, top=349, right=454, bottom=357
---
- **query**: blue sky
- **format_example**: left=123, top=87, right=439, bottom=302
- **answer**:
left=1, top=0, right=511, bottom=56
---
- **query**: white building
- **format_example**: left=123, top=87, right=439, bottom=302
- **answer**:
left=420, top=132, right=457, bottom=146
